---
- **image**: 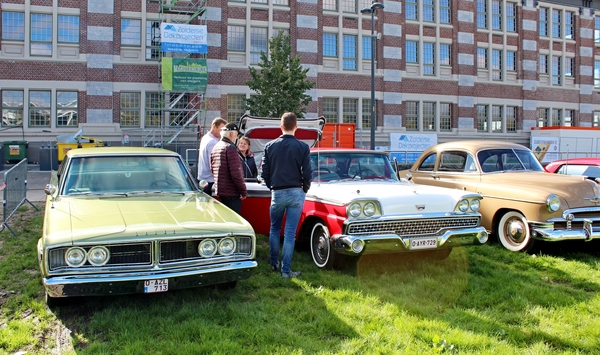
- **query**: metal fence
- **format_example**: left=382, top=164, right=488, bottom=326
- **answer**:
left=1, top=159, right=39, bottom=236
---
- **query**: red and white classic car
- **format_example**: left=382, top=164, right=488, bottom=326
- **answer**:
left=238, top=115, right=488, bottom=269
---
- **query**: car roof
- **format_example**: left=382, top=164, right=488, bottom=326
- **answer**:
left=310, top=148, right=388, bottom=154
left=67, top=146, right=180, bottom=158
left=546, top=157, right=600, bottom=165
left=429, top=140, right=528, bottom=152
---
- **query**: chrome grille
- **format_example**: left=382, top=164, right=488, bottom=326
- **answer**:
left=48, top=243, right=152, bottom=271
left=347, top=217, right=480, bottom=237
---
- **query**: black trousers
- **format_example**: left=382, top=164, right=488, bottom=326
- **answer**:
left=219, top=196, right=242, bottom=215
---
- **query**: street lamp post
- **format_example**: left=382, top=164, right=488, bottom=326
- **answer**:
left=361, top=2, right=384, bottom=150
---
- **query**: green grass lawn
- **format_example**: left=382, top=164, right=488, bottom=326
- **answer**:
left=1, top=206, right=599, bottom=354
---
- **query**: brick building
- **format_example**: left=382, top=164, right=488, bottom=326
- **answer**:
left=1, top=0, right=599, bottom=163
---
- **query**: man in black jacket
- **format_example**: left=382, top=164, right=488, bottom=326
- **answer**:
left=261, top=112, right=312, bottom=278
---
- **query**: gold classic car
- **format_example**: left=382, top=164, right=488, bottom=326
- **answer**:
left=39, top=147, right=257, bottom=306
left=400, top=140, right=600, bottom=252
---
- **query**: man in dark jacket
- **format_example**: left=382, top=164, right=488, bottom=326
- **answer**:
left=261, top=112, right=312, bottom=279
left=210, top=122, right=247, bottom=214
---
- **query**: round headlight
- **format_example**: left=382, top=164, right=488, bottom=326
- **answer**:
left=363, top=202, right=376, bottom=217
left=349, top=203, right=362, bottom=218
left=65, top=247, right=87, bottom=267
left=470, top=199, right=481, bottom=212
left=351, top=239, right=364, bottom=253
left=547, top=194, right=561, bottom=212
left=198, top=239, right=217, bottom=258
left=458, top=199, right=469, bottom=212
left=88, top=246, right=110, bottom=266
left=218, top=237, right=236, bottom=256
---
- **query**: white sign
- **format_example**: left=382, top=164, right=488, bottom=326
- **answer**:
left=530, top=136, right=559, bottom=163
left=389, top=133, right=438, bottom=151
left=160, top=23, right=208, bottom=54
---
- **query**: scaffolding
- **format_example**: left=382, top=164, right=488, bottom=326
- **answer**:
left=139, top=0, right=208, bottom=149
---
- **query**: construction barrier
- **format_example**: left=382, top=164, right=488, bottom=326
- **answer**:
left=1, top=159, right=39, bottom=236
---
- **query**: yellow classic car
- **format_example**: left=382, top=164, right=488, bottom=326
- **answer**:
left=39, top=147, right=257, bottom=306
left=400, top=140, right=600, bottom=252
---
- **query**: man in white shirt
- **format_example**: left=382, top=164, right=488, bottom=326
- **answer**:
left=198, top=117, right=227, bottom=195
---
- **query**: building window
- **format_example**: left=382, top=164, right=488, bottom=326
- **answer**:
left=440, top=103, right=451, bottom=131
left=58, top=15, right=79, bottom=43
left=552, top=56, right=561, bottom=85
left=227, top=94, right=246, bottom=122
left=539, top=8, right=548, bottom=36
left=362, top=98, right=372, bottom=129
left=121, top=19, right=141, bottom=46
left=477, top=105, right=488, bottom=132
left=477, top=48, right=487, bottom=68
left=506, top=106, right=516, bottom=132
left=423, top=42, right=434, bottom=75
left=362, top=36, right=372, bottom=60
left=565, top=57, right=574, bottom=77
left=31, top=14, right=52, bottom=56
left=273, top=0, right=289, bottom=5
left=405, top=101, right=418, bottom=131
left=250, top=27, right=267, bottom=64
left=406, top=0, right=418, bottom=20
left=594, top=111, right=600, bottom=127
left=564, top=109, right=574, bottom=126
left=145, top=92, right=162, bottom=127
left=423, top=102, right=436, bottom=131
left=227, top=25, right=245, bottom=51
left=440, top=44, right=451, bottom=66
left=343, top=98, right=358, bottom=124
left=146, top=21, right=161, bottom=61
left=595, top=61, right=600, bottom=88
left=2, top=12, right=25, bottom=41
left=56, top=91, right=78, bottom=127
left=343, top=35, right=357, bottom=70
left=440, top=0, right=451, bottom=24
left=406, top=41, right=418, bottom=63
left=596, top=17, right=600, bottom=43
left=538, top=108, right=549, bottom=127
left=1, top=91, right=23, bottom=126
left=506, top=2, right=517, bottom=32
left=120, top=92, right=141, bottom=127
left=540, top=54, right=548, bottom=74
left=565, top=11, right=574, bottom=40
left=551, top=109, right=561, bottom=126
left=29, top=90, right=51, bottom=127
left=552, top=9, right=561, bottom=38
left=507, top=51, right=516, bottom=71
left=323, top=33, right=337, bottom=57
left=423, top=0, right=434, bottom=22
left=491, top=105, right=502, bottom=132
left=342, top=0, right=356, bottom=13
left=324, top=0, right=337, bottom=11
left=492, top=49, right=502, bottom=80
left=322, top=97, right=338, bottom=123
left=491, top=0, right=502, bottom=31
left=477, top=0, right=487, bottom=28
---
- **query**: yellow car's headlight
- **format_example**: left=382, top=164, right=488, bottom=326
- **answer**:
left=88, top=246, right=110, bottom=266
left=198, top=239, right=217, bottom=258
left=218, top=237, right=236, bottom=256
left=65, top=247, right=87, bottom=267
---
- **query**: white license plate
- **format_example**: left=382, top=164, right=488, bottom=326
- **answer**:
left=410, top=238, right=437, bottom=250
left=144, top=279, right=168, bottom=293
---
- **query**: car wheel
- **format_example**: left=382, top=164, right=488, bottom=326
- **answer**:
left=310, top=222, right=337, bottom=269
left=497, top=211, right=534, bottom=252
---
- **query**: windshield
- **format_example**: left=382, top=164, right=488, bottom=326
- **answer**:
left=310, top=152, right=398, bottom=182
left=61, top=155, right=196, bottom=195
left=477, top=148, right=545, bottom=173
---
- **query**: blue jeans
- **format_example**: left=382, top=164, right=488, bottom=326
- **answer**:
left=269, top=188, right=305, bottom=274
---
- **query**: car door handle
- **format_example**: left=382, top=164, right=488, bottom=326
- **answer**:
left=432, top=175, right=440, bottom=180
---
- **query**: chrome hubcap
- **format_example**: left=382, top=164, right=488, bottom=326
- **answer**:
left=507, top=219, right=525, bottom=242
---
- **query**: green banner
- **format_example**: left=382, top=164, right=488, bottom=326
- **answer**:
left=161, top=58, right=208, bottom=91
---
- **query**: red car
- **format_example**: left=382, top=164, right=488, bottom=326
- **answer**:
left=544, top=158, right=600, bottom=181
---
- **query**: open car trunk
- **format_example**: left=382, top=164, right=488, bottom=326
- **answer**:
left=238, top=114, right=326, bottom=164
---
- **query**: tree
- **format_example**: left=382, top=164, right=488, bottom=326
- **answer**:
left=245, top=31, right=315, bottom=118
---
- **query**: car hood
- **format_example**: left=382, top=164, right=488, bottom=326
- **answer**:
left=307, top=180, right=474, bottom=215
left=478, top=171, right=598, bottom=208
left=43, top=193, right=254, bottom=245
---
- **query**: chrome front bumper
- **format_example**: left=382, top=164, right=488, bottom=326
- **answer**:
left=331, top=226, right=488, bottom=255
left=531, top=220, right=600, bottom=242
left=43, top=260, right=257, bottom=298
